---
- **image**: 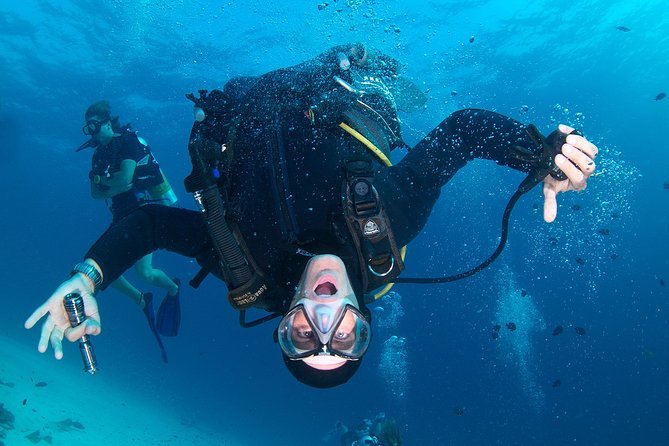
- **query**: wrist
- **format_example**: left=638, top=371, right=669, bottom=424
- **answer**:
left=71, top=261, right=103, bottom=293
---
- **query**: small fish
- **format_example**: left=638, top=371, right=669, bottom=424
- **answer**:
left=552, top=379, right=562, bottom=388
left=571, top=204, right=581, bottom=211
left=552, top=325, right=564, bottom=336
left=34, top=382, right=48, bottom=387
left=574, top=326, right=587, bottom=336
left=469, top=35, right=475, bottom=43
left=317, top=2, right=328, bottom=10
left=655, top=92, right=666, bottom=101
left=610, top=253, right=618, bottom=260
left=493, top=324, right=501, bottom=332
left=598, top=228, right=610, bottom=236
left=23, top=398, right=27, bottom=406
left=575, top=257, right=585, bottom=265
left=506, top=322, right=517, bottom=331
left=450, top=90, right=458, bottom=96
left=521, top=289, right=528, bottom=297
left=453, top=407, right=465, bottom=416
left=548, top=236, right=558, bottom=246
left=616, top=26, right=631, bottom=32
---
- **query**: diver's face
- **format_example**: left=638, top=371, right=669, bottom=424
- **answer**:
left=290, top=254, right=359, bottom=308
left=86, top=115, right=113, bottom=144
left=278, top=254, right=370, bottom=370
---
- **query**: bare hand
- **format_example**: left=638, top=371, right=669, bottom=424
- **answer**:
left=24, top=274, right=102, bottom=360
left=542, top=124, right=598, bottom=223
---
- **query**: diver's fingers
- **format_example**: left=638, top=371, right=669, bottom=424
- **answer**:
left=65, top=319, right=101, bottom=342
left=561, top=143, right=596, bottom=180
left=566, top=134, right=599, bottom=161
left=558, top=124, right=575, bottom=134
left=37, top=319, right=52, bottom=353
left=558, top=124, right=599, bottom=160
left=49, top=327, right=65, bottom=360
left=543, top=183, right=559, bottom=223
left=555, top=154, right=587, bottom=191
left=25, top=303, right=50, bottom=329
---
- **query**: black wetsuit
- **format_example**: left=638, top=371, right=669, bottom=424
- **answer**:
left=86, top=48, right=543, bottom=314
left=91, top=130, right=164, bottom=223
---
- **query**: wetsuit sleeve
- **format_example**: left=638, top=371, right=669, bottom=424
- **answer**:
left=402, top=108, right=542, bottom=186
left=85, top=205, right=214, bottom=290
left=379, top=108, right=543, bottom=246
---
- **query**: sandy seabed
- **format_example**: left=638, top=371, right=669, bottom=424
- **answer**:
left=0, top=335, right=239, bottom=446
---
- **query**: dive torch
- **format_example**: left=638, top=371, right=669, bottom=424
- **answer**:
left=63, top=292, right=99, bottom=374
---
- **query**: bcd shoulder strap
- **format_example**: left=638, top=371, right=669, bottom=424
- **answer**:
left=342, top=159, right=404, bottom=294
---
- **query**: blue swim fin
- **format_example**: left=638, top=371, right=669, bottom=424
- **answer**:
left=142, top=293, right=169, bottom=363
left=156, top=278, right=181, bottom=337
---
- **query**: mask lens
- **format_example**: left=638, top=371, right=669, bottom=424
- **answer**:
left=328, top=305, right=370, bottom=358
left=278, top=304, right=370, bottom=360
left=83, top=119, right=103, bottom=136
left=277, top=306, right=321, bottom=358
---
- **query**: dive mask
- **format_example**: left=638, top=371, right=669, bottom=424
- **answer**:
left=82, top=119, right=107, bottom=136
left=278, top=298, right=371, bottom=360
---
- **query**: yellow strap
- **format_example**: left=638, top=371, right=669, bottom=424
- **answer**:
left=338, top=121, right=406, bottom=301
left=339, top=122, right=392, bottom=167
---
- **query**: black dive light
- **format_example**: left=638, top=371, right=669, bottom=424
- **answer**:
left=63, top=293, right=99, bottom=374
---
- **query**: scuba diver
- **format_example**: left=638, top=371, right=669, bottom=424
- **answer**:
left=78, top=100, right=182, bottom=362
left=337, top=413, right=403, bottom=446
left=25, top=43, right=598, bottom=388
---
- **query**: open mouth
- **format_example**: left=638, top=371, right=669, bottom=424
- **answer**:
left=314, top=281, right=337, bottom=296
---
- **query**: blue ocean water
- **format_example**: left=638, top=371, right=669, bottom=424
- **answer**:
left=1, top=0, right=667, bottom=445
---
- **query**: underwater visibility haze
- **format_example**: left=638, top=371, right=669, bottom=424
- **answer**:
left=0, top=0, right=668, bottom=445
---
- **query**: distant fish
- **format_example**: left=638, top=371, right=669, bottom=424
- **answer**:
left=610, top=253, right=619, bottom=260
left=575, top=257, right=586, bottom=265
left=574, top=326, right=587, bottom=336
left=616, top=26, right=631, bottom=32
left=521, top=289, right=528, bottom=297
left=453, top=407, right=465, bottom=416
left=22, top=398, right=27, bottom=406
left=548, top=236, right=558, bottom=246
left=598, top=228, right=610, bottom=236
left=469, top=35, right=475, bottom=43
left=655, top=92, right=666, bottom=101
left=506, top=322, right=517, bottom=331
left=34, top=382, right=48, bottom=387
left=451, top=90, right=458, bottom=96
left=493, top=324, right=501, bottom=332
left=552, top=325, right=564, bottom=336
left=552, top=379, right=562, bottom=388
left=571, top=204, right=581, bottom=211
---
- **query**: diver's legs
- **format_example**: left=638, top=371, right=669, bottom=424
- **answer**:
left=134, top=254, right=179, bottom=296
left=110, top=275, right=144, bottom=307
